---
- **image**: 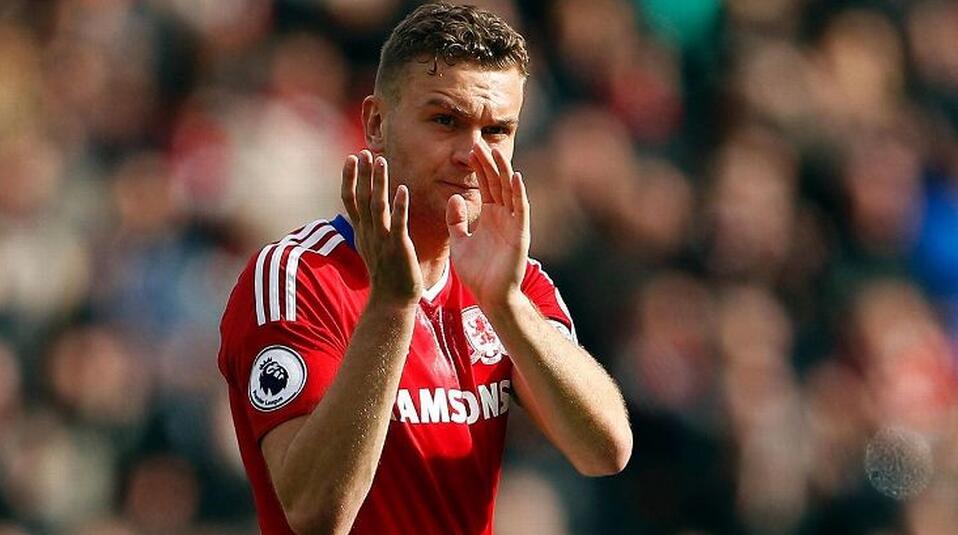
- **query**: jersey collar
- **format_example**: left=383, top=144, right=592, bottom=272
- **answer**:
left=331, top=214, right=355, bottom=249
left=421, top=260, right=450, bottom=303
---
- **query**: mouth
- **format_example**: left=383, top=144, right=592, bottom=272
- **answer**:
left=438, top=180, right=480, bottom=193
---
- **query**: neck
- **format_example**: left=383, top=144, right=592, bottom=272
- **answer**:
left=408, top=218, right=450, bottom=290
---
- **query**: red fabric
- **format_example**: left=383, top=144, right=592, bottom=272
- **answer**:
left=218, top=218, right=574, bottom=534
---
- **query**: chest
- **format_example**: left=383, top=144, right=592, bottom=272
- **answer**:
left=406, top=300, right=510, bottom=382
left=391, top=300, right=513, bottom=427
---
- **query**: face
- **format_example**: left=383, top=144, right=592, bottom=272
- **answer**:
left=364, top=62, right=525, bottom=235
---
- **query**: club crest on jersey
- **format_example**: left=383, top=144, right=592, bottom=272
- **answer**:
left=462, top=306, right=505, bottom=365
left=249, top=345, right=307, bottom=412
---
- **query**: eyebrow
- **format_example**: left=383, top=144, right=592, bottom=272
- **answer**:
left=423, top=97, right=519, bottom=128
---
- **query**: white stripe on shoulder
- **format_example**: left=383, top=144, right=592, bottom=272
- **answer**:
left=269, top=221, right=332, bottom=322
left=283, top=225, right=341, bottom=322
left=254, top=220, right=327, bottom=326
left=254, top=245, right=272, bottom=326
left=317, top=234, right=344, bottom=256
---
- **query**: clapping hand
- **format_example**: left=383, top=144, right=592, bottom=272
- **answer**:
left=342, top=150, right=423, bottom=307
left=446, top=143, right=530, bottom=309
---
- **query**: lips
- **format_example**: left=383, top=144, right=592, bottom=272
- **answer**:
left=438, top=180, right=479, bottom=191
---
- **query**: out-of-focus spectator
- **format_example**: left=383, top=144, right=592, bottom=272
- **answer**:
left=841, top=133, right=923, bottom=257
left=716, top=285, right=806, bottom=535
left=0, top=133, right=91, bottom=349
left=703, top=125, right=797, bottom=282
left=730, top=38, right=817, bottom=136
left=122, top=454, right=199, bottom=533
left=619, top=271, right=715, bottom=420
left=0, top=409, right=115, bottom=532
left=810, top=9, right=906, bottom=134
left=213, top=56, right=353, bottom=245
left=44, top=325, right=151, bottom=431
left=804, top=358, right=871, bottom=501
left=550, top=0, right=684, bottom=143
left=850, top=280, right=956, bottom=435
left=0, top=25, right=41, bottom=141
left=907, top=1, right=958, bottom=129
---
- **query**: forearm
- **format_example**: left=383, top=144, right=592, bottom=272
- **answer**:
left=274, top=297, right=416, bottom=533
left=485, top=291, right=632, bottom=476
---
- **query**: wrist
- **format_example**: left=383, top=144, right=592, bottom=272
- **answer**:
left=480, top=287, right=528, bottom=323
left=366, top=290, right=420, bottom=314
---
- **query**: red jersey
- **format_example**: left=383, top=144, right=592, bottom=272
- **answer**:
left=218, top=215, right=576, bottom=535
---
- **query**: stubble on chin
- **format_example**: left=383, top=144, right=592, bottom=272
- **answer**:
left=407, top=190, right=484, bottom=238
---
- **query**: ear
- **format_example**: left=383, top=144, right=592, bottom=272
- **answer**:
left=362, top=95, right=386, bottom=153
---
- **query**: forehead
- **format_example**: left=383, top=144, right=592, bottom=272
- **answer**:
left=397, top=62, right=525, bottom=118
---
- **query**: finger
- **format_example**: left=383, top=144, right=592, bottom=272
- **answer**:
left=472, top=144, right=502, bottom=204
left=390, top=184, right=410, bottom=237
left=355, top=150, right=373, bottom=223
left=513, top=172, right=529, bottom=228
left=492, top=148, right=514, bottom=213
left=371, top=156, right=390, bottom=231
left=472, top=151, right=494, bottom=204
left=477, top=144, right=503, bottom=204
left=341, top=154, right=360, bottom=223
left=446, top=194, right=470, bottom=240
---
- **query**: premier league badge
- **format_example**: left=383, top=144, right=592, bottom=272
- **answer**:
left=462, top=306, right=505, bottom=365
left=249, top=345, right=307, bottom=412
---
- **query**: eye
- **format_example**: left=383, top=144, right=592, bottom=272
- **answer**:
left=482, top=125, right=512, bottom=139
left=432, top=114, right=456, bottom=128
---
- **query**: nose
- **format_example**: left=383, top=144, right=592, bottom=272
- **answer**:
left=452, top=129, right=487, bottom=168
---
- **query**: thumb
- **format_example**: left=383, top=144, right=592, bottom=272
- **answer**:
left=446, top=194, right=470, bottom=240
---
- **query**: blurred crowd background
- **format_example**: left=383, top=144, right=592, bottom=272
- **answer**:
left=1, top=0, right=958, bottom=533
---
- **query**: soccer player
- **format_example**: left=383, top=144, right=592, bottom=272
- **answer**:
left=218, top=3, right=632, bottom=534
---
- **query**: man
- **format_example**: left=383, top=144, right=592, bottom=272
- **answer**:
left=218, top=3, right=632, bottom=534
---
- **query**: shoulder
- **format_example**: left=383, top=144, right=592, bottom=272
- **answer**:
left=521, top=257, right=559, bottom=290
left=227, top=218, right=361, bottom=328
left=519, top=257, right=577, bottom=342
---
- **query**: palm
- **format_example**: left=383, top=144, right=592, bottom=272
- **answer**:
left=446, top=145, right=530, bottom=308
left=452, top=202, right=527, bottom=303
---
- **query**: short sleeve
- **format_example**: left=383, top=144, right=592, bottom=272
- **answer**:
left=520, top=258, right=578, bottom=344
left=220, top=253, right=352, bottom=442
